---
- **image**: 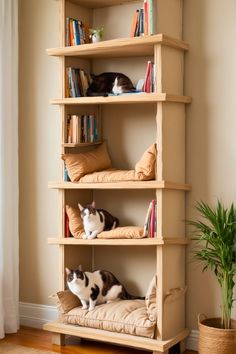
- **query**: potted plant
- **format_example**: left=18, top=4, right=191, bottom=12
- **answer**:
left=89, top=27, right=104, bottom=43
left=188, top=200, right=236, bottom=354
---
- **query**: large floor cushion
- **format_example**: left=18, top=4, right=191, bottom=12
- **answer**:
left=56, top=275, right=157, bottom=339
left=60, top=299, right=156, bottom=338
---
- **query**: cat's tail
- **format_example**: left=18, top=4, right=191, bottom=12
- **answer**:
left=121, top=289, right=145, bottom=300
left=126, top=294, right=145, bottom=300
left=112, top=217, right=119, bottom=229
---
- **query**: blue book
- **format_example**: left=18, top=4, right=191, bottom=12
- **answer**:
left=73, top=20, right=80, bottom=45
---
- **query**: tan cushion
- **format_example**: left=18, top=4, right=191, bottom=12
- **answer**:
left=145, top=275, right=157, bottom=322
left=66, top=205, right=84, bottom=238
left=57, top=290, right=81, bottom=314
left=97, top=226, right=145, bottom=239
left=80, top=169, right=135, bottom=183
left=135, top=144, right=156, bottom=180
left=61, top=300, right=156, bottom=338
left=61, top=142, right=112, bottom=182
left=79, top=144, right=156, bottom=183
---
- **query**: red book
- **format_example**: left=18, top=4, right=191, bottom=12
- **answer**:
left=143, top=0, right=149, bottom=36
left=65, top=212, right=70, bottom=238
left=144, top=61, right=152, bottom=93
left=150, top=199, right=156, bottom=238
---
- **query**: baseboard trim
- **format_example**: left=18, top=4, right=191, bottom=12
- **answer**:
left=19, top=302, right=199, bottom=350
left=186, top=329, right=198, bottom=351
left=19, top=302, right=57, bottom=329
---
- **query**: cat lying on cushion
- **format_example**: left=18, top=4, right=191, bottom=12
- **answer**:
left=78, top=201, right=119, bottom=239
left=66, top=266, right=144, bottom=311
left=86, top=72, right=135, bottom=96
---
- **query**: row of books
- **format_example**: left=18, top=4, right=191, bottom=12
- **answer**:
left=66, top=114, right=99, bottom=144
left=66, top=17, right=89, bottom=46
left=131, top=0, right=157, bottom=37
left=143, top=61, right=155, bottom=93
left=65, top=67, right=91, bottom=98
left=143, top=199, right=157, bottom=238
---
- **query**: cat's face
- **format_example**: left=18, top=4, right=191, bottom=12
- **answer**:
left=65, top=268, right=84, bottom=285
left=78, top=201, right=96, bottom=218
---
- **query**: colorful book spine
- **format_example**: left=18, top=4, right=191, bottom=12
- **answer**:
left=143, top=0, right=149, bottom=36
left=131, top=10, right=139, bottom=37
left=143, top=201, right=152, bottom=236
left=150, top=199, right=156, bottom=238
left=143, top=199, right=157, bottom=237
left=65, top=212, right=70, bottom=237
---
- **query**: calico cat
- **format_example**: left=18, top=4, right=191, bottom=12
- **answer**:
left=78, top=201, right=119, bottom=239
left=66, top=266, right=144, bottom=311
left=86, top=72, right=135, bottom=97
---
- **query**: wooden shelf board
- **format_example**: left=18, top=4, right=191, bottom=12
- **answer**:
left=48, top=180, right=191, bottom=191
left=68, top=0, right=139, bottom=9
left=43, top=321, right=189, bottom=352
left=62, top=141, right=102, bottom=147
left=50, top=93, right=192, bottom=106
left=47, top=34, right=189, bottom=58
left=48, top=237, right=189, bottom=246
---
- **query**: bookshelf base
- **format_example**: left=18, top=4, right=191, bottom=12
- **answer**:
left=43, top=321, right=189, bottom=352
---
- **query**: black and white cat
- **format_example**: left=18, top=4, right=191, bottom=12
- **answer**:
left=66, top=266, right=144, bottom=311
left=78, top=201, right=119, bottom=239
left=86, top=72, right=135, bottom=97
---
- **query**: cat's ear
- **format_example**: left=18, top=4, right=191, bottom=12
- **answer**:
left=65, top=267, right=71, bottom=275
left=78, top=265, right=83, bottom=271
left=91, top=201, right=96, bottom=208
left=78, top=203, right=83, bottom=212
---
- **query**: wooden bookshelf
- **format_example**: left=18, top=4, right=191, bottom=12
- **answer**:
left=44, top=0, right=190, bottom=352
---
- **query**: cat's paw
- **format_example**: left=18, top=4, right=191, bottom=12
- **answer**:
left=81, top=305, right=88, bottom=310
left=88, top=306, right=95, bottom=311
left=82, top=233, right=88, bottom=239
left=87, top=231, right=98, bottom=239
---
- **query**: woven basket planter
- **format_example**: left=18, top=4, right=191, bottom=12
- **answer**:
left=198, top=314, right=236, bottom=354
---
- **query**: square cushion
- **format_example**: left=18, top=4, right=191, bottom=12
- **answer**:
left=57, top=290, right=81, bottom=314
left=61, top=142, right=112, bottom=182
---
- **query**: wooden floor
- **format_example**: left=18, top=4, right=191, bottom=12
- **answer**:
left=0, top=327, right=197, bottom=354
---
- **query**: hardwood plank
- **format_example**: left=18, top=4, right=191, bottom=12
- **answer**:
left=48, top=237, right=189, bottom=246
left=46, top=34, right=189, bottom=59
left=1, top=327, right=197, bottom=354
left=44, top=322, right=190, bottom=352
left=68, top=0, right=135, bottom=9
left=50, top=93, right=192, bottom=105
left=62, top=141, right=102, bottom=147
left=48, top=180, right=192, bottom=191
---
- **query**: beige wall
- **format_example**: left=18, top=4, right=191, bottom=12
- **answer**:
left=184, top=0, right=236, bottom=329
left=19, top=0, right=60, bottom=304
left=19, top=0, right=236, bottom=332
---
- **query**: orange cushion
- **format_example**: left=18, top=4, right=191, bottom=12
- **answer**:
left=97, top=226, right=145, bottom=239
left=66, top=205, right=84, bottom=238
left=62, top=142, right=112, bottom=182
left=135, top=144, right=156, bottom=180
